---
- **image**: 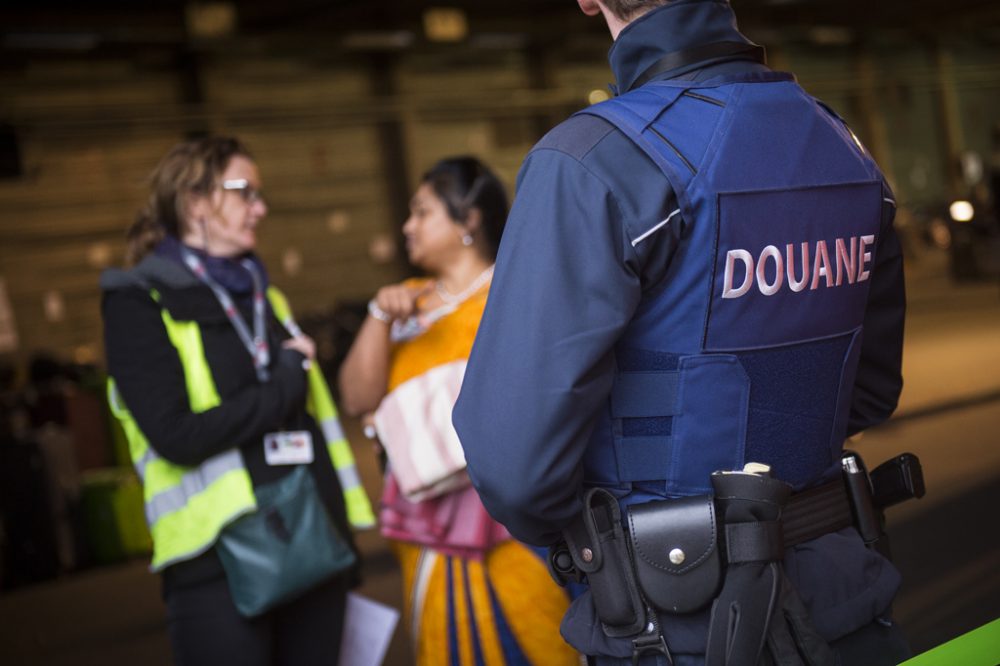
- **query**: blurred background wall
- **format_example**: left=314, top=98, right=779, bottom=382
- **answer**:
left=0, top=3, right=998, bottom=663
left=1, top=0, right=998, bottom=367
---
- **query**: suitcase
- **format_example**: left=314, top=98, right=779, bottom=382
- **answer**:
left=79, top=468, right=151, bottom=565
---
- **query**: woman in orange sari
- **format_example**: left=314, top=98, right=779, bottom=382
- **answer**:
left=339, top=157, right=577, bottom=665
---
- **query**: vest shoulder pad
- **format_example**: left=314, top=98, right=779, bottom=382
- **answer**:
left=532, top=114, right=617, bottom=161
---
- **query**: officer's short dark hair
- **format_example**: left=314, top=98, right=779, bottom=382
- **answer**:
left=422, top=156, right=508, bottom=261
left=602, top=0, right=672, bottom=21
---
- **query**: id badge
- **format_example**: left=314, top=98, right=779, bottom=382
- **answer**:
left=263, top=430, right=314, bottom=466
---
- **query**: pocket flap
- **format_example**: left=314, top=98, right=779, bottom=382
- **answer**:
left=626, top=495, right=721, bottom=613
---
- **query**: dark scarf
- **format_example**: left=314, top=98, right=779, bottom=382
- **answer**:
left=154, top=235, right=270, bottom=298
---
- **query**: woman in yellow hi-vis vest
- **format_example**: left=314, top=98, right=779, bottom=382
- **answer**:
left=101, top=136, right=374, bottom=666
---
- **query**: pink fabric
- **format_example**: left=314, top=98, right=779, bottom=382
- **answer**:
left=373, top=360, right=469, bottom=501
left=379, top=472, right=510, bottom=560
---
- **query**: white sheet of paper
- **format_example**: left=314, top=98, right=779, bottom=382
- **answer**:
left=338, top=592, right=400, bottom=666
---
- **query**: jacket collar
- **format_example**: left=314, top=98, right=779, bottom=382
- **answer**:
left=100, top=253, right=199, bottom=292
left=99, top=254, right=231, bottom=323
left=608, top=0, right=758, bottom=92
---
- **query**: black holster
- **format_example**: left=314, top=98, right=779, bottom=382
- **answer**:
left=553, top=453, right=922, bottom=665
left=704, top=471, right=835, bottom=666
left=561, top=488, right=646, bottom=638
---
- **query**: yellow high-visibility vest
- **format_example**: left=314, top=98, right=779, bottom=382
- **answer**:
left=108, top=286, right=374, bottom=572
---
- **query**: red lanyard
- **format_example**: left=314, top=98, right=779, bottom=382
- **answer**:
left=181, top=248, right=270, bottom=382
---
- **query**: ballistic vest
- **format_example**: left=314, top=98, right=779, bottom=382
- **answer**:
left=109, top=286, right=374, bottom=571
left=579, top=72, right=893, bottom=499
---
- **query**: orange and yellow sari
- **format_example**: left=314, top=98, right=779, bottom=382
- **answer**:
left=382, top=280, right=578, bottom=666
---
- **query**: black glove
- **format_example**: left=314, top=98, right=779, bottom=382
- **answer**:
left=758, top=571, right=835, bottom=666
left=705, top=470, right=834, bottom=666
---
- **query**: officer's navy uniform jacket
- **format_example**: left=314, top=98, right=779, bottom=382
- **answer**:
left=453, top=0, right=906, bottom=661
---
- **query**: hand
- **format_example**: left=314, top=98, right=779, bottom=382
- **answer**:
left=282, top=334, right=316, bottom=362
left=371, top=282, right=432, bottom=323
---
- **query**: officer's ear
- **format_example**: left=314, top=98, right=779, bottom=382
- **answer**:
left=577, top=0, right=603, bottom=17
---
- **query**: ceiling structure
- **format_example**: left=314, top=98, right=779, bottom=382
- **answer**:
left=3, top=0, right=1000, bottom=62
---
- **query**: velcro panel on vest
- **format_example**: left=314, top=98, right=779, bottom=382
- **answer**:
left=611, top=371, right=680, bottom=417
left=668, top=356, right=749, bottom=495
left=608, top=357, right=750, bottom=494
left=610, top=371, right=679, bottom=483
left=737, top=332, right=856, bottom=488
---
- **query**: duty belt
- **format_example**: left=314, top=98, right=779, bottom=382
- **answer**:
left=782, top=477, right=854, bottom=546
left=785, top=450, right=925, bottom=551
left=549, top=451, right=925, bottom=665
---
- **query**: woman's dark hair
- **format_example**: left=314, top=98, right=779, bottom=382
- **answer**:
left=602, top=0, right=671, bottom=21
left=124, top=136, right=250, bottom=266
left=421, top=156, right=508, bottom=261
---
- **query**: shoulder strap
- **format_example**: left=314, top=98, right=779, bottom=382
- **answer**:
left=576, top=84, right=718, bottom=208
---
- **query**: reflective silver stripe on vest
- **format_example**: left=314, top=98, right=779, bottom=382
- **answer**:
left=336, top=461, right=363, bottom=492
left=132, top=447, right=157, bottom=483
left=320, top=417, right=346, bottom=444
left=144, top=449, right=246, bottom=526
left=108, top=383, right=127, bottom=413
left=320, top=418, right=363, bottom=491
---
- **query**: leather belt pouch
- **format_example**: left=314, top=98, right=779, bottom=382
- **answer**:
left=564, top=488, right=646, bottom=637
left=626, top=495, right=721, bottom=614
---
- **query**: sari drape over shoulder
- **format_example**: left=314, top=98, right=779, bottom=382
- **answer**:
left=378, top=279, right=578, bottom=666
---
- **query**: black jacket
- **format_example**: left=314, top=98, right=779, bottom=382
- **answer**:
left=102, top=254, right=357, bottom=588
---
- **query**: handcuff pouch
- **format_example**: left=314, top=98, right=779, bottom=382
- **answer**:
left=626, top=495, right=721, bottom=614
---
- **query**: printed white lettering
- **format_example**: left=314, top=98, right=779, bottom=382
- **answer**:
left=810, top=240, right=832, bottom=290
left=722, top=249, right=754, bottom=299
left=756, top=245, right=784, bottom=296
left=835, top=237, right=857, bottom=287
left=721, top=234, right=875, bottom=299
left=786, top=242, right=810, bottom=292
left=857, top=234, right=874, bottom=282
